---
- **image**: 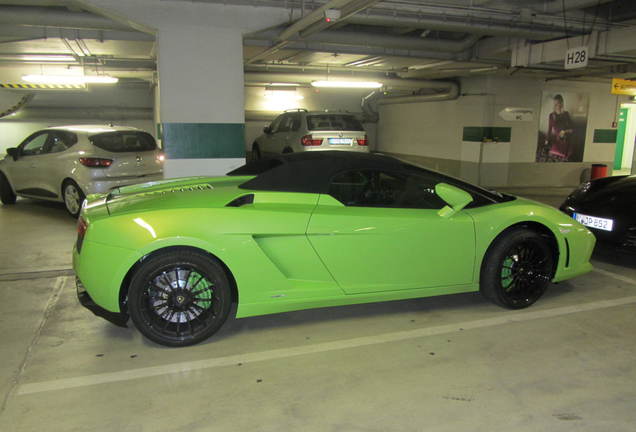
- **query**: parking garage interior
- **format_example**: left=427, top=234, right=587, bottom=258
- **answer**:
left=1, top=1, right=636, bottom=431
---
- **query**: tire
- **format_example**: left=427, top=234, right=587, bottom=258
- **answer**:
left=252, top=143, right=261, bottom=161
left=128, top=250, right=233, bottom=347
left=62, top=179, right=85, bottom=218
left=480, top=228, right=555, bottom=309
left=0, top=172, right=16, bottom=205
left=282, top=147, right=293, bottom=154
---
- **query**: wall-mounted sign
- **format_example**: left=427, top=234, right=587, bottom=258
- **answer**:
left=611, top=78, right=636, bottom=96
left=564, top=46, right=588, bottom=70
left=499, top=107, right=534, bottom=122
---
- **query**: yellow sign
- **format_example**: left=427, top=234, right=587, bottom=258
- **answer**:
left=611, top=78, right=636, bottom=96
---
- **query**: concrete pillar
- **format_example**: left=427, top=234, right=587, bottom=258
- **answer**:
left=80, top=0, right=288, bottom=177
left=157, top=25, right=245, bottom=177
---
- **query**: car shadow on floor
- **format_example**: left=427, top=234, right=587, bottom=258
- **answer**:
left=592, top=244, right=636, bottom=269
left=1, top=197, right=72, bottom=221
left=197, top=280, right=578, bottom=347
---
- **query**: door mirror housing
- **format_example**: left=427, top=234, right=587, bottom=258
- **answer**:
left=6, top=147, right=18, bottom=161
left=435, top=183, right=473, bottom=218
left=263, top=126, right=272, bottom=134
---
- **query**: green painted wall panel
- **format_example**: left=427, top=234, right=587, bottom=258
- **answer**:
left=614, top=108, right=628, bottom=170
left=462, top=126, right=511, bottom=142
left=593, top=129, right=617, bottom=143
left=162, top=122, right=245, bottom=159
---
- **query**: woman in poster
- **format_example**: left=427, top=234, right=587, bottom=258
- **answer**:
left=545, top=94, right=574, bottom=161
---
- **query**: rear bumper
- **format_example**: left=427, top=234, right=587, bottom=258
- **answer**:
left=76, top=276, right=128, bottom=327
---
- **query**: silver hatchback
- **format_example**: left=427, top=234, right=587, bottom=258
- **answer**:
left=252, top=110, right=369, bottom=159
left=0, top=125, right=164, bottom=217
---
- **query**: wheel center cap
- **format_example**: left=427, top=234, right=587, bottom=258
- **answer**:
left=176, top=295, right=185, bottom=304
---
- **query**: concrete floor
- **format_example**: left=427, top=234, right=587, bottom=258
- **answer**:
left=1, top=194, right=636, bottom=432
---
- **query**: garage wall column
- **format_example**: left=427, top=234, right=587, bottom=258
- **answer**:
left=157, top=25, right=245, bottom=177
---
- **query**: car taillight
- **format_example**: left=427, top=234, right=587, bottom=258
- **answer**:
left=79, top=157, right=112, bottom=168
left=301, top=135, right=323, bottom=146
left=76, top=217, right=88, bottom=253
left=357, top=136, right=368, bottom=146
left=157, top=152, right=165, bottom=162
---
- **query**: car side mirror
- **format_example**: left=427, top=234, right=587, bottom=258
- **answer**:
left=6, top=147, right=18, bottom=161
left=435, top=183, right=473, bottom=218
left=263, top=126, right=272, bottom=134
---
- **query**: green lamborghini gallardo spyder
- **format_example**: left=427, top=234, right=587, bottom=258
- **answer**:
left=73, top=151, right=595, bottom=346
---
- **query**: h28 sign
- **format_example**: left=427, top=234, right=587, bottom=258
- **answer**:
left=564, top=46, right=588, bottom=70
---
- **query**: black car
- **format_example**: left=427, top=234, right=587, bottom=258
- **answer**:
left=560, top=175, right=636, bottom=251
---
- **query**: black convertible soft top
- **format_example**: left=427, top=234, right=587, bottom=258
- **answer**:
left=227, top=151, right=508, bottom=205
left=228, top=151, right=405, bottom=194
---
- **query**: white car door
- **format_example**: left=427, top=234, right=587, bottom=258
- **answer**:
left=5, top=131, right=51, bottom=196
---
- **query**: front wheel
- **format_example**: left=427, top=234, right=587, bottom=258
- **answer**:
left=0, top=172, right=16, bottom=205
left=480, top=228, right=555, bottom=309
left=62, top=180, right=85, bottom=218
left=128, top=250, right=232, bottom=347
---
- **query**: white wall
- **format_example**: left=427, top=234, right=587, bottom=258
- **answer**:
left=377, top=75, right=626, bottom=187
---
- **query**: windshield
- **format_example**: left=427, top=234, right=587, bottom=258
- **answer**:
left=307, top=115, right=364, bottom=131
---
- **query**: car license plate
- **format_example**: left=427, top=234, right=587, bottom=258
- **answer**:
left=573, top=212, right=614, bottom=231
left=328, top=138, right=352, bottom=145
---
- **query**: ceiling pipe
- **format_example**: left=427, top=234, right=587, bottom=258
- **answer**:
left=361, top=81, right=459, bottom=122
left=0, top=6, right=134, bottom=31
left=346, top=15, right=580, bottom=39
left=533, top=0, right=613, bottom=13
left=246, top=0, right=352, bottom=64
left=0, top=93, right=34, bottom=119
left=244, top=38, right=466, bottom=61
left=247, top=28, right=480, bottom=53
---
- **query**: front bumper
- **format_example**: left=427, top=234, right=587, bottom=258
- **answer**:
left=76, top=276, right=128, bottom=327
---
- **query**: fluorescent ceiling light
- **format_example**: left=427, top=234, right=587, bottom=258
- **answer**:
left=264, top=90, right=304, bottom=100
left=22, top=74, right=119, bottom=84
left=311, top=80, right=382, bottom=89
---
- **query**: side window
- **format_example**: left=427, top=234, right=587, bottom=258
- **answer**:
left=19, top=133, right=49, bottom=156
left=276, top=114, right=292, bottom=133
left=269, top=116, right=283, bottom=134
left=47, top=132, right=77, bottom=153
left=329, top=169, right=447, bottom=209
left=290, top=113, right=301, bottom=131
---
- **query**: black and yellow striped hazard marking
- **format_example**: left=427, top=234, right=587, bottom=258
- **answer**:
left=0, top=83, right=85, bottom=89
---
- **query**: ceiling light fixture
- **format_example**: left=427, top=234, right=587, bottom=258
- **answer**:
left=311, top=80, right=382, bottom=89
left=22, top=74, right=119, bottom=85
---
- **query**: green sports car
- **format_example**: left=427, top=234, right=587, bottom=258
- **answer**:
left=73, top=151, right=595, bottom=346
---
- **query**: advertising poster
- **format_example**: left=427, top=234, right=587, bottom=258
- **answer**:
left=536, top=91, right=589, bottom=162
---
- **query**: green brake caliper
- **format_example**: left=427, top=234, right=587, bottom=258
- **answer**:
left=501, top=257, right=514, bottom=290
left=189, top=272, right=213, bottom=309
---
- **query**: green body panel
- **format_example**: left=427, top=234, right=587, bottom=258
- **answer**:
left=73, top=176, right=595, bottom=318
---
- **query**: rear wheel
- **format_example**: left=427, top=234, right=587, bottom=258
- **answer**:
left=480, top=228, right=554, bottom=309
left=128, top=250, right=232, bottom=347
left=62, top=180, right=85, bottom=218
left=0, top=172, right=16, bottom=205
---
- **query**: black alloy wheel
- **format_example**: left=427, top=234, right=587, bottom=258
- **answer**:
left=128, top=250, right=232, bottom=347
left=481, top=228, right=555, bottom=309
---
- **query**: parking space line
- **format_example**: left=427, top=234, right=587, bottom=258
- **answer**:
left=593, top=268, right=636, bottom=286
left=17, top=294, right=636, bottom=396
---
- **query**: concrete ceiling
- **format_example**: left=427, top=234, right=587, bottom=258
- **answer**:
left=0, top=0, right=634, bottom=90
